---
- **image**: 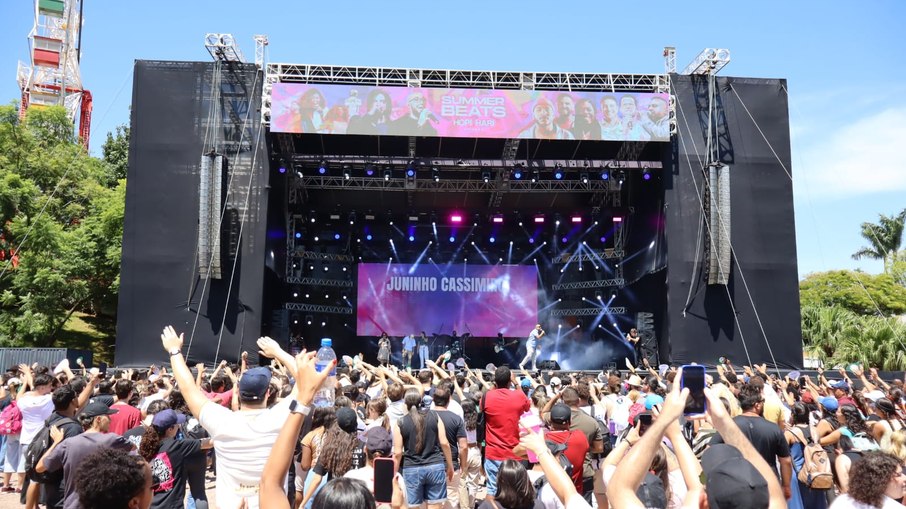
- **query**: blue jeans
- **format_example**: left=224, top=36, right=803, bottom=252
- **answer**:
left=401, top=462, right=447, bottom=506
left=483, top=459, right=503, bottom=497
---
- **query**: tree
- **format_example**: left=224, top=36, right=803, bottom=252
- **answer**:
left=852, top=210, right=906, bottom=273
left=101, top=125, right=129, bottom=185
left=801, top=305, right=906, bottom=370
left=799, top=270, right=906, bottom=316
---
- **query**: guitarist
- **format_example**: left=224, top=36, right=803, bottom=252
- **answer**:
left=518, top=324, right=545, bottom=371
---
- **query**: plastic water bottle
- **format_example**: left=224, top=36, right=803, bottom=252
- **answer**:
left=313, top=338, right=337, bottom=407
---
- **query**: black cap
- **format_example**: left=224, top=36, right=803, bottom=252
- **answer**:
left=550, top=403, right=572, bottom=424
left=78, top=401, right=118, bottom=419
left=701, top=444, right=770, bottom=509
left=636, top=473, right=668, bottom=509
left=336, top=407, right=358, bottom=434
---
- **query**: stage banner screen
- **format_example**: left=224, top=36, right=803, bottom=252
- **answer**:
left=357, top=263, right=539, bottom=337
left=271, top=82, right=670, bottom=142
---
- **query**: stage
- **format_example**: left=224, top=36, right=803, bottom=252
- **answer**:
left=115, top=58, right=802, bottom=371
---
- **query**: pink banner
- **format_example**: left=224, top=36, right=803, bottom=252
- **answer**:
left=270, top=83, right=670, bottom=142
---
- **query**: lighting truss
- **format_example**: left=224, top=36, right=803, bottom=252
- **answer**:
left=285, top=277, right=353, bottom=288
left=681, top=48, right=731, bottom=75
left=551, top=278, right=626, bottom=291
left=204, top=33, right=246, bottom=63
left=554, top=250, right=624, bottom=263
left=294, top=251, right=355, bottom=262
left=284, top=303, right=353, bottom=315
left=551, top=307, right=627, bottom=317
left=297, top=176, right=609, bottom=193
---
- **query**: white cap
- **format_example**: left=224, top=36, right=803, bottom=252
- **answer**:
left=550, top=376, right=562, bottom=386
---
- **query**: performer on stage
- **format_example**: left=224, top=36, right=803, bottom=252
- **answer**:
left=401, top=333, right=416, bottom=369
left=626, top=327, right=641, bottom=364
left=377, top=332, right=391, bottom=367
left=518, top=324, right=545, bottom=371
left=417, top=330, right=429, bottom=369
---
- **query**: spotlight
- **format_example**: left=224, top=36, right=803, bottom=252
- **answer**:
left=318, top=160, right=327, bottom=174
left=580, top=172, right=589, bottom=184
left=449, top=236, right=455, bottom=243
left=278, top=165, right=286, bottom=174
left=383, top=169, right=392, bottom=181
left=571, top=215, right=582, bottom=223
left=432, top=168, right=440, bottom=182
left=294, top=232, right=302, bottom=239
left=531, top=170, right=539, bottom=183
left=366, top=234, right=373, bottom=241
left=528, top=238, right=535, bottom=244
left=409, top=235, right=415, bottom=242
left=561, top=237, right=568, bottom=243
left=534, top=215, right=545, bottom=224
left=553, top=165, right=563, bottom=180
left=492, top=214, right=504, bottom=224
left=600, top=170, right=610, bottom=180
left=334, top=233, right=340, bottom=240
left=292, top=291, right=299, bottom=298
left=482, top=171, right=491, bottom=183
left=489, top=236, right=496, bottom=243
left=643, top=169, right=651, bottom=181
left=365, top=164, right=375, bottom=176
left=406, top=168, right=415, bottom=178
left=613, top=216, right=623, bottom=223
left=314, top=236, right=319, bottom=242
left=513, top=169, right=523, bottom=180
left=450, top=214, right=463, bottom=224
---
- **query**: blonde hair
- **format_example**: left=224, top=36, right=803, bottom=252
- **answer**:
left=628, top=389, right=641, bottom=402
left=883, top=430, right=906, bottom=461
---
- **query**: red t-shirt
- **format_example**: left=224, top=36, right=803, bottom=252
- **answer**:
left=545, top=429, right=589, bottom=492
left=203, top=389, right=233, bottom=408
left=108, top=403, right=143, bottom=436
left=483, top=388, right=531, bottom=461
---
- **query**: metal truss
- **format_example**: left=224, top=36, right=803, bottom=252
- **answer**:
left=551, top=307, right=627, bottom=317
left=284, top=303, right=353, bottom=315
left=681, top=48, right=731, bottom=76
left=290, top=156, right=662, bottom=171
left=554, top=250, right=624, bottom=263
left=551, top=278, right=626, bottom=291
left=294, top=251, right=355, bottom=262
left=285, top=277, right=353, bottom=288
left=266, top=63, right=665, bottom=92
left=253, top=35, right=268, bottom=68
left=298, top=176, right=610, bottom=193
left=204, top=34, right=246, bottom=63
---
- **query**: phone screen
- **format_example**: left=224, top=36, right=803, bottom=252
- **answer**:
left=373, top=457, right=395, bottom=503
left=98, top=362, right=108, bottom=378
left=681, top=365, right=706, bottom=416
left=638, top=413, right=653, bottom=436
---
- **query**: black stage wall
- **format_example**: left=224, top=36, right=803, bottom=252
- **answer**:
left=665, top=75, right=801, bottom=369
left=115, top=61, right=269, bottom=367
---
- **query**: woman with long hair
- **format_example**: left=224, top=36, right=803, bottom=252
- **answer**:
left=477, top=459, right=542, bottom=509
left=393, top=389, right=454, bottom=509
left=786, top=402, right=828, bottom=509
left=300, top=407, right=361, bottom=509
left=138, top=410, right=212, bottom=509
left=870, top=398, right=905, bottom=446
left=820, top=404, right=874, bottom=447
left=831, top=451, right=906, bottom=508
left=298, top=406, right=336, bottom=507
left=571, top=99, right=602, bottom=140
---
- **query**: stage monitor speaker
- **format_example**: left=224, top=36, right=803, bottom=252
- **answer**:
left=538, top=360, right=560, bottom=370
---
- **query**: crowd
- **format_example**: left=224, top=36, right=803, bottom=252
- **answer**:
left=0, top=328, right=904, bottom=509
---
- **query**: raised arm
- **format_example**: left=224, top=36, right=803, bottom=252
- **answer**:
left=519, top=426, right=583, bottom=507
left=160, top=326, right=211, bottom=419
left=259, top=350, right=333, bottom=509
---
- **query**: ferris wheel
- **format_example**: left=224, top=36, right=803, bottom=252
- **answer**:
left=16, top=0, right=92, bottom=150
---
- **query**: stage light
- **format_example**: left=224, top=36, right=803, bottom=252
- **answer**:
left=509, top=241, right=513, bottom=245
left=613, top=216, right=623, bottom=223
left=643, top=169, right=651, bottom=181
left=531, top=170, right=539, bottom=183
left=599, top=236, right=606, bottom=242
left=343, top=166, right=351, bottom=180
left=534, top=215, right=545, bottom=224
left=449, top=236, right=455, bottom=243
left=561, top=237, right=568, bottom=243
left=366, top=234, right=373, bottom=241
left=365, top=164, right=375, bottom=176
left=600, top=170, right=610, bottom=180
left=558, top=324, right=562, bottom=328
left=321, top=321, right=326, bottom=327
left=482, top=171, right=490, bottom=183
left=595, top=292, right=602, bottom=300
left=513, top=169, right=523, bottom=180
left=314, top=236, right=319, bottom=242
left=571, top=215, right=582, bottom=223
left=323, top=266, right=329, bottom=272
left=278, top=166, right=286, bottom=174
left=383, top=169, right=392, bottom=181
left=409, top=235, right=415, bottom=242
left=294, top=232, right=302, bottom=239
left=555, top=219, right=561, bottom=226
left=432, top=168, right=440, bottom=182
left=554, top=168, right=563, bottom=180
left=580, top=172, right=589, bottom=184
left=305, top=293, right=310, bottom=298
left=293, top=291, right=299, bottom=298
left=406, top=168, right=415, bottom=178
left=318, top=160, right=327, bottom=174
left=528, top=238, right=535, bottom=244
left=334, top=233, right=341, bottom=240
left=450, top=214, right=463, bottom=224
left=342, top=267, right=347, bottom=272
left=489, top=236, right=495, bottom=243
left=492, top=214, right=504, bottom=224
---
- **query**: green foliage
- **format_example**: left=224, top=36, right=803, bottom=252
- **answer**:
left=101, top=125, right=129, bottom=185
left=0, top=104, right=125, bottom=348
left=852, top=210, right=906, bottom=273
left=799, top=270, right=906, bottom=316
left=802, top=305, right=906, bottom=371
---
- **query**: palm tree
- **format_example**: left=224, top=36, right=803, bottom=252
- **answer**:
left=852, top=209, right=906, bottom=273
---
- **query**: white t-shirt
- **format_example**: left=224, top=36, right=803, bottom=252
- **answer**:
left=18, top=393, right=54, bottom=445
left=344, top=466, right=374, bottom=491
left=199, top=398, right=291, bottom=509
left=830, top=494, right=905, bottom=509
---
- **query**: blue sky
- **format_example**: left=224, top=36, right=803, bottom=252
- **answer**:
left=1, top=0, right=903, bottom=279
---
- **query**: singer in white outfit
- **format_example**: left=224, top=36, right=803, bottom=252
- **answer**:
left=518, top=324, right=545, bottom=371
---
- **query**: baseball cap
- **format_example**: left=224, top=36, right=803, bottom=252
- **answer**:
left=336, top=407, right=359, bottom=434
left=152, top=409, right=187, bottom=430
left=238, top=367, right=272, bottom=400
left=78, top=401, right=119, bottom=419
left=819, top=396, right=839, bottom=412
left=544, top=440, right=568, bottom=455
left=830, top=380, right=850, bottom=392
left=701, top=444, right=769, bottom=509
left=876, top=398, right=897, bottom=415
left=644, top=394, right=664, bottom=410
left=520, top=378, right=532, bottom=388
left=549, top=376, right=562, bottom=387
left=550, top=403, right=572, bottom=424
left=636, top=472, right=668, bottom=509
left=362, top=426, right=393, bottom=455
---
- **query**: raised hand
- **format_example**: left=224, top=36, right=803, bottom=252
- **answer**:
left=257, top=337, right=282, bottom=359
left=160, top=326, right=184, bottom=352
left=293, top=350, right=333, bottom=406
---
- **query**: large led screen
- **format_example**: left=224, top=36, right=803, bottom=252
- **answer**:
left=357, top=263, right=539, bottom=337
left=271, top=82, right=670, bottom=142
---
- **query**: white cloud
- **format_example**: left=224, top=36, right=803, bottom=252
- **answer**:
left=793, top=107, right=906, bottom=198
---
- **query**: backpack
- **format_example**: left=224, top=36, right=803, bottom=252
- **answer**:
left=850, top=431, right=880, bottom=452
left=25, top=417, right=78, bottom=483
left=788, top=426, right=833, bottom=490
left=0, top=401, right=22, bottom=436
left=586, top=405, right=613, bottom=458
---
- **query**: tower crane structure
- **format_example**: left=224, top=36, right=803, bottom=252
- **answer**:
left=16, top=0, right=92, bottom=150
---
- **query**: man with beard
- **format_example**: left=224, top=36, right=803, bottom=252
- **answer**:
left=640, top=96, right=670, bottom=141
left=518, top=97, right=574, bottom=140
left=390, top=92, right=437, bottom=136
left=555, top=93, right=576, bottom=131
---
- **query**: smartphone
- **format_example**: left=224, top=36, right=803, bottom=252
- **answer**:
left=681, top=364, right=706, bottom=416
left=373, top=457, right=395, bottom=503
left=98, top=362, right=108, bottom=379
left=638, top=413, right=653, bottom=436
